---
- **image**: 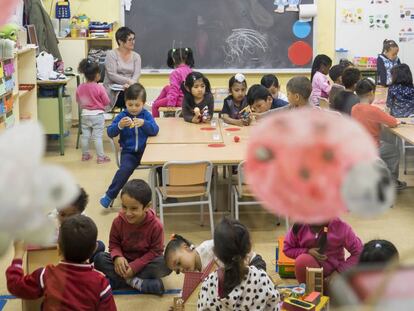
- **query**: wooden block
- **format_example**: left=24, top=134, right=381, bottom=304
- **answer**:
left=306, top=267, right=323, bottom=295
left=304, top=292, right=321, bottom=305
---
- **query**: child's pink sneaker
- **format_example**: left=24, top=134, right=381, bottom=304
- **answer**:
left=82, top=153, right=92, bottom=161
left=97, top=155, right=111, bottom=164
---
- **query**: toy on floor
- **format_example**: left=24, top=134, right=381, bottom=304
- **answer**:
left=306, top=267, right=324, bottom=295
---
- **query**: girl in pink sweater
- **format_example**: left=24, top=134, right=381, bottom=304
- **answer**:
left=310, top=54, right=332, bottom=105
left=151, top=48, right=194, bottom=117
left=283, top=218, right=363, bottom=284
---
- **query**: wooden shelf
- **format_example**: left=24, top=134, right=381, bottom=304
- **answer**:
left=59, top=37, right=113, bottom=41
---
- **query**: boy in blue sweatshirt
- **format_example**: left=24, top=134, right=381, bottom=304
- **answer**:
left=100, top=83, right=159, bottom=208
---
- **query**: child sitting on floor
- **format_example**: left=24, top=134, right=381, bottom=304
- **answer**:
left=95, top=179, right=171, bottom=295
left=197, top=218, right=279, bottom=310
left=284, top=218, right=363, bottom=284
left=164, top=233, right=266, bottom=274
left=6, top=215, right=116, bottom=310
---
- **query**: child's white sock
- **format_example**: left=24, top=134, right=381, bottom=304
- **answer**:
left=127, top=277, right=144, bottom=290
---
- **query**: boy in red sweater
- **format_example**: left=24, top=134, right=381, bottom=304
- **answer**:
left=94, top=179, right=171, bottom=295
left=351, top=78, right=406, bottom=190
left=6, top=215, right=116, bottom=310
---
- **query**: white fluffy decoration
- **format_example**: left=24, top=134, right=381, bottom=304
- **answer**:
left=0, top=122, right=79, bottom=255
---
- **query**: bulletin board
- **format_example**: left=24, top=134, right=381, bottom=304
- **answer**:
left=335, top=0, right=414, bottom=70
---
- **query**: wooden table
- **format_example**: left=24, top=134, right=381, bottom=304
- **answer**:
left=389, top=118, right=414, bottom=145
left=148, top=118, right=223, bottom=144
left=37, top=77, right=74, bottom=155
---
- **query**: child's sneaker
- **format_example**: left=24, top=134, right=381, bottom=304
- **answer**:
left=100, top=194, right=113, bottom=209
left=97, top=155, right=111, bottom=164
left=82, top=153, right=92, bottom=161
left=127, top=277, right=164, bottom=296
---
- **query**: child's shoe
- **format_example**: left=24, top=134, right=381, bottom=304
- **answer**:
left=97, top=155, right=111, bottom=164
left=100, top=194, right=113, bottom=209
left=127, top=277, right=164, bottom=296
left=82, top=153, right=93, bottom=161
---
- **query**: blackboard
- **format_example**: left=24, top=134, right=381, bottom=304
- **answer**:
left=125, top=0, right=314, bottom=70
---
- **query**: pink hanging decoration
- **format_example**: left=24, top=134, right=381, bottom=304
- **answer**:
left=0, top=0, right=19, bottom=26
left=245, top=108, right=378, bottom=223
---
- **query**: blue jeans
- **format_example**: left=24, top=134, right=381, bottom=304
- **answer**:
left=81, top=114, right=105, bottom=157
left=106, top=151, right=144, bottom=199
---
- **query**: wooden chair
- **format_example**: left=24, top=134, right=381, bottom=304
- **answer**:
left=231, top=161, right=290, bottom=231
left=158, top=106, right=182, bottom=118
left=155, top=161, right=215, bottom=236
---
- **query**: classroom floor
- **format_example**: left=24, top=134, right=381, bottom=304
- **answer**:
left=1, top=128, right=414, bottom=310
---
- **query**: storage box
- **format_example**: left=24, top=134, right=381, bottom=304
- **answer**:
left=276, top=236, right=296, bottom=278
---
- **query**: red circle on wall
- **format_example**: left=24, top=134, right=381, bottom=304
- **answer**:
left=288, top=41, right=313, bottom=66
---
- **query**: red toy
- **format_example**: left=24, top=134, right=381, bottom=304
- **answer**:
left=234, top=136, right=240, bottom=143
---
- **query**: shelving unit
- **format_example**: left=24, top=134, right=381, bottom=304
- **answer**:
left=0, top=46, right=37, bottom=132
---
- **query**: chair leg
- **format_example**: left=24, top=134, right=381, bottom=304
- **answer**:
left=230, top=188, right=234, bottom=218
left=76, top=124, right=81, bottom=149
left=200, top=203, right=204, bottom=226
left=235, top=194, right=239, bottom=220
left=403, top=139, right=407, bottom=175
left=285, top=217, right=290, bottom=232
left=213, top=166, right=218, bottom=208
left=156, top=191, right=164, bottom=224
left=150, top=167, right=157, bottom=211
left=208, top=195, right=214, bottom=237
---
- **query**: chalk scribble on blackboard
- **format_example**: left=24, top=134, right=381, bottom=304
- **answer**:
left=223, top=28, right=268, bottom=65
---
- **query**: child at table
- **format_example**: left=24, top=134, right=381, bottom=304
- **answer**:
left=95, top=179, right=171, bottom=294
left=331, top=67, right=361, bottom=115
left=164, top=233, right=266, bottom=274
left=284, top=218, right=363, bottom=284
left=328, top=64, right=345, bottom=105
left=310, top=54, right=332, bottom=105
left=221, top=73, right=251, bottom=126
left=6, top=215, right=117, bottom=310
left=386, top=63, right=414, bottom=117
left=377, top=39, right=401, bottom=86
left=76, top=58, right=111, bottom=163
left=100, top=84, right=159, bottom=208
left=151, top=48, right=194, bottom=117
left=197, top=218, right=279, bottom=311
left=181, top=72, right=214, bottom=123
left=351, top=78, right=406, bottom=190
left=246, top=84, right=275, bottom=119
left=260, top=73, right=289, bottom=106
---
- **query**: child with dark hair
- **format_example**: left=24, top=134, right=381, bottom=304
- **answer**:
left=310, top=54, right=332, bottom=105
left=377, top=39, right=401, bottom=86
left=331, top=67, right=361, bottom=115
left=328, top=64, right=346, bottom=105
left=246, top=84, right=276, bottom=120
left=151, top=48, right=194, bottom=117
left=284, top=218, right=363, bottom=284
left=286, top=76, right=312, bottom=108
left=95, top=179, right=171, bottom=295
left=197, top=218, right=279, bottom=310
left=339, top=58, right=354, bottom=68
left=164, top=233, right=266, bottom=274
left=260, top=73, right=289, bottom=104
left=221, top=73, right=250, bottom=126
left=181, top=72, right=214, bottom=123
left=100, top=84, right=159, bottom=208
left=359, top=239, right=399, bottom=265
left=386, top=63, right=414, bottom=117
left=49, top=187, right=105, bottom=262
left=6, top=215, right=116, bottom=310
left=77, top=58, right=111, bottom=163
left=352, top=79, right=406, bottom=190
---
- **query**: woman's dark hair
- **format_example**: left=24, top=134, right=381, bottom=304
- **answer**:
left=339, top=59, right=354, bottom=68
left=214, top=218, right=251, bottom=297
left=329, top=65, right=345, bottom=83
left=167, top=48, right=194, bottom=69
left=391, top=64, right=413, bottom=87
left=355, top=78, right=376, bottom=97
left=246, top=84, right=271, bottom=105
left=359, top=239, right=399, bottom=264
left=260, top=74, right=279, bottom=88
left=341, top=67, right=361, bottom=89
left=120, top=179, right=152, bottom=207
left=382, top=39, right=399, bottom=53
left=292, top=223, right=328, bottom=254
left=78, top=58, right=100, bottom=82
left=181, top=71, right=211, bottom=108
left=115, top=27, right=135, bottom=46
left=164, top=234, right=193, bottom=262
left=228, top=74, right=247, bottom=90
left=124, top=83, right=147, bottom=102
left=311, top=54, right=332, bottom=82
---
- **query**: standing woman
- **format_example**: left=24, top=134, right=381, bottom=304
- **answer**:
left=104, top=27, right=142, bottom=110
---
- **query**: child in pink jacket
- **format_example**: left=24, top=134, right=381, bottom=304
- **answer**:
left=284, top=218, right=363, bottom=284
left=310, top=54, right=332, bottom=105
left=151, top=48, right=194, bottom=117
